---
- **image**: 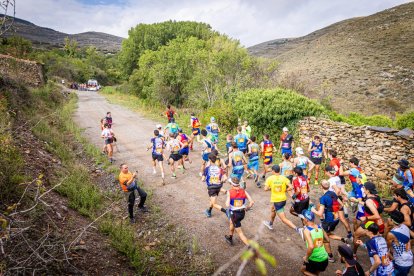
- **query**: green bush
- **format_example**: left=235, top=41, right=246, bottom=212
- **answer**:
left=234, top=88, right=325, bottom=135
left=327, top=111, right=395, bottom=128
left=396, top=111, right=414, bottom=130
left=201, top=100, right=238, bottom=132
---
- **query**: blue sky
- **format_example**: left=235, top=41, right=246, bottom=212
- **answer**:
left=16, top=0, right=410, bottom=46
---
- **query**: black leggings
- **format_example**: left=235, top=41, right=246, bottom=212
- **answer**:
left=128, top=186, right=147, bottom=219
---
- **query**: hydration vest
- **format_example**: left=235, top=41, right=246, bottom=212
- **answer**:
left=205, top=165, right=223, bottom=188
left=192, top=117, right=201, bottom=128
left=249, top=143, right=260, bottom=161
left=235, top=134, right=248, bottom=151
left=232, top=151, right=244, bottom=175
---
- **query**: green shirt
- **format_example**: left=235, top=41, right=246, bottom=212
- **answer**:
left=242, top=125, right=252, bottom=138
left=306, top=225, right=328, bottom=262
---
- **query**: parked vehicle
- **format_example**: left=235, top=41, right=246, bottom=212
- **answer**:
left=87, top=79, right=100, bottom=91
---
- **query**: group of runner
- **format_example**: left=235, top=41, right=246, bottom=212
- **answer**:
left=104, top=105, right=414, bottom=276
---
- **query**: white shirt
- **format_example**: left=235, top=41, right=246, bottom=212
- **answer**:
left=101, top=128, right=113, bottom=139
left=328, top=176, right=342, bottom=193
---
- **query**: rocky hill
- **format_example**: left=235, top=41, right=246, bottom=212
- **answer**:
left=249, top=2, right=414, bottom=116
left=2, top=16, right=123, bottom=53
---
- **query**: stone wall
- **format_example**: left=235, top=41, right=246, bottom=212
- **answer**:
left=298, top=117, right=414, bottom=190
left=0, top=54, right=44, bottom=86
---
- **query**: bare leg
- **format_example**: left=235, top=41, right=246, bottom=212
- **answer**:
left=235, top=227, right=249, bottom=246
left=353, top=226, right=366, bottom=254
left=277, top=211, right=297, bottom=230
left=339, top=211, right=351, bottom=232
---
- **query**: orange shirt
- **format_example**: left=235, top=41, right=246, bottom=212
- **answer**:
left=119, top=171, right=133, bottom=192
left=280, top=133, right=288, bottom=142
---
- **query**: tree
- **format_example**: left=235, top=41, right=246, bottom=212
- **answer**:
left=64, top=37, right=78, bottom=57
left=0, top=1, right=15, bottom=36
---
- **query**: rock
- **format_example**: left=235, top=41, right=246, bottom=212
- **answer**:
left=371, top=155, right=384, bottom=161
left=61, top=205, right=68, bottom=212
left=149, top=257, right=155, bottom=262
left=330, top=136, right=338, bottom=141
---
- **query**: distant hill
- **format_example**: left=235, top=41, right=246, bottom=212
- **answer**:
left=1, top=15, right=124, bottom=53
left=248, top=2, right=414, bottom=116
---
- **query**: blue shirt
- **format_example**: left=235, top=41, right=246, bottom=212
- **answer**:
left=366, top=236, right=394, bottom=276
left=204, top=165, right=224, bottom=188
left=398, top=168, right=413, bottom=188
left=319, top=191, right=338, bottom=223
left=151, top=137, right=164, bottom=156
left=234, top=133, right=249, bottom=151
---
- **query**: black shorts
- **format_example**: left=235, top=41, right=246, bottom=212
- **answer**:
left=105, top=138, right=113, bottom=145
left=169, top=153, right=182, bottom=161
left=293, top=198, right=310, bottom=214
left=207, top=186, right=223, bottom=197
left=241, top=149, right=247, bottom=154
left=305, top=259, right=328, bottom=273
left=339, top=175, right=346, bottom=185
left=152, top=153, right=163, bottom=162
left=310, top=157, right=322, bottom=165
left=321, top=220, right=340, bottom=233
left=230, top=210, right=245, bottom=228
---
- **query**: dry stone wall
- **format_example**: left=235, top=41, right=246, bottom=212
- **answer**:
left=298, top=117, right=414, bottom=190
left=0, top=54, right=44, bottom=86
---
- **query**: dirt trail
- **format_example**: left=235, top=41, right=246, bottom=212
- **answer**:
left=74, top=91, right=367, bottom=275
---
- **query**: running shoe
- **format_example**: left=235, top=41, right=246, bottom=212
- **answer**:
left=245, top=172, right=252, bottom=179
left=204, top=209, right=212, bottom=218
left=261, top=175, right=265, bottom=180
left=256, top=181, right=261, bottom=188
left=129, top=217, right=136, bottom=224
left=139, top=206, right=149, bottom=213
left=263, top=220, right=273, bottom=230
left=171, top=174, right=177, bottom=179
left=224, top=235, right=233, bottom=245
left=343, top=237, right=353, bottom=244
left=198, top=172, right=203, bottom=177
left=328, top=256, right=336, bottom=263
left=152, top=170, right=157, bottom=175
left=347, top=232, right=353, bottom=239
left=296, top=227, right=304, bottom=240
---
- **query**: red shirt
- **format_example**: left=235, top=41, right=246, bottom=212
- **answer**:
left=166, top=109, right=175, bottom=119
left=293, top=176, right=309, bottom=201
left=329, top=158, right=341, bottom=176
left=280, top=133, right=287, bottom=142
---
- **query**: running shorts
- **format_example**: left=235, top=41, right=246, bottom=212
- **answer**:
left=230, top=209, right=245, bottom=228
left=273, top=201, right=286, bottom=213
left=105, top=138, right=113, bottom=145
left=281, top=148, right=292, bottom=155
left=310, top=157, right=322, bottom=165
left=248, top=160, right=259, bottom=171
left=321, top=219, right=340, bottom=233
left=305, top=259, right=328, bottom=274
left=263, top=156, right=273, bottom=166
left=179, top=147, right=189, bottom=156
left=240, top=148, right=247, bottom=154
left=169, top=153, right=182, bottom=162
left=192, top=128, right=200, bottom=135
left=152, top=153, right=163, bottom=162
left=207, top=185, right=223, bottom=197
left=202, top=152, right=209, bottom=162
left=293, top=198, right=310, bottom=214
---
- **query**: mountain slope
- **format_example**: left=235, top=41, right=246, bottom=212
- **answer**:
left=2, top=16, right=123, bottom=53
left=248, top=2, right=414, bottom=116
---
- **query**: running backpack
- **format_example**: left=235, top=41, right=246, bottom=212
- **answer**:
left=168, top=110, right=174, bottom=118
left=326, top=191, right=341, bottom=212
left=192, top=118, right=201, bottom=128
left=371, top=195, right=384, bottom=214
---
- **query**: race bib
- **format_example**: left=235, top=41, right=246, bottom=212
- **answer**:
left=313, top=237, right=323, bottom=248
left=233, top=199, right=243, bottom=207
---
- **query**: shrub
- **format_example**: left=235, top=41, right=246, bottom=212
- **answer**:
left=396, top=111, right=414, bottom=130
left=201, top=100, right=238, bottom=132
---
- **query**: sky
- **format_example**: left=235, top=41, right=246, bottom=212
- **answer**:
left=15, top=0, right=411, bottom=47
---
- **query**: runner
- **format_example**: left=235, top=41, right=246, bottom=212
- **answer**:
left=199, top=129, right=214, bottom=177
left=177, top=128, right=191, bottom=165
left=397, top=159, right=414, bottom=202
left=202, top=154, right=227, bottom=218
left=279, top=153, right=294, bottom=182
left=166, top=133, right=183, bottom=179
left=290, top=167, right=310, bottom=217
left=293, top=147, right=315, bottom=179
left=156, top=124, right=165, bottom=138
left=384, top=188, right=414, bottom=238
left=263, top=165, right=303, bottom=235
left=328, top=149, right=346, bottom=187
left=241, top=120, right=252, bottom=138
left=224, top=177, right=254, bottom=246
left=209, top=149, right=227, bottom=170
left=206, top=117, right=220, bottom=145
left=299, top=209, right=329, bottom=276
left=164, top=120, right=179, bottom=139
left=101, top=123, right=115, bottom=163
left=246, top=136, right=260, bottom=186
left=279, top=127, right=294, bottom=156
left=260, top=134, right=275, bottom=180
left=340, top=157, right=367, bottom=204
left=105, top=111, right=112, bottom=127
left=307, top=135, right=326, bottom=185
left=325, top=166, right=353, bottom=240
left=165, top=104, right=178, bottom=123
left=311, top=180, right=350, bottom=262
left=225, top=134, right=234, bottom=155
left=336, top=245, right=365, bottom=276
left=386, top=211, right=413, bottom=276
left=189, top=113, right=201, bottom=150
left=353, top=182, right=385, bottom=255
left=147, top=129, right=165, bottom=183
left=118, top=164, right=148, bottom=224
left=234, top=126, right=250, bottom=154
left=100, top=117, right=107, bottom=154
left=228, top=142, right=248, bottom=188
left=355, top=222, right=394, bottom=276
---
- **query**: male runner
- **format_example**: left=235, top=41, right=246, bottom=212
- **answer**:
left=189, top=113, right=201, bottom=150
left=147, top=129, right=165, bottom=183
left=279, top=127, right=294, bottom=156
left=206, top=117, right=220, bottom=144
left=166, top=133, right=183, bottom=179
left=246, top=136, right=260, bottom=185
left=260, top=134, right=274, bottom=180
left=384, top=188, right=414, bottom=238
left=177, top=128, right=191, bottom=165
left=241, top=120, right=252, bottom=138
left=263, top=165, right=303, bottom=235
left=234, top=126, right=250, bottom=154
left=290, top=167, right=310, bottom=217
left=308, top=135, right=326, bottom=185
left=165, top=104, right=178, bottom=123
left=228, top=142, right=248, bottom=188
left=156, top=124, right=165, bottom=138
left=105, top=111, right=113, bottom=127
left=202, top=154, right=227, bottom=218
left=164, top=119, right=179, bottom=138
left=200, top=129, right=214, bottom=177
left=224, top=177, right=254, bottom=246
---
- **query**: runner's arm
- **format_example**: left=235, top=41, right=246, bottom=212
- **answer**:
left=311, top=204, right=325, bottom=218
left=278, top=141, right=282, bottom=150
left=365, top=200, right=381, bottom=220
left=303, top=229, right=314, bottom=262
left=400, top=205, right=412, bottom=227
left=225, top=192, right=230, bottom=207
left=245, top=191, right=254, bottom=209
left=366, top=255, right=381, bottom=276
left=339, top=167, right=349, bottom=176
left=307, top=158, right=315, bottom=172
left=384, top=202, right=399, bottom=213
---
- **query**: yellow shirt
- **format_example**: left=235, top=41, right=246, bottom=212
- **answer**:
left=119, top=171, right=133, bottom=192
left=265, top=174, right=290, bottom=203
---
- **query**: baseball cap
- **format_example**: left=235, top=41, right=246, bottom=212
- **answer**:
left=295, top=147, right=304, bottom=155
left=325, top=165, right=336, bottom=175
left=298, top=209, right=315, bottom=221
left=338, top=245, right=357, bottom=266
left=156, top=124, right=162, bottom=129
left=364, top=182, right=378, bottom=194
left=283, top=127, right=288, bottom=132
left=398, top=159, right=409, bottom=168
left=228, top=177, right=240, bottom=186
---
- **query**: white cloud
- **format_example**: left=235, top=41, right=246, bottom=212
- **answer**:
left=16, top=0, right=410, bottom=46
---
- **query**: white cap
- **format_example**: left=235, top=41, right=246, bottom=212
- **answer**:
left=283, top=127, right=288, bottom=132
left=156, top=124, right=162, bottom=129
left=296, top=147, right=304, bottom=155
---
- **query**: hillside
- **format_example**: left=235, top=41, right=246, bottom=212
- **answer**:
left=1, top=16, right=123, bottom=53
left=248, top=2, right=414, bottom=116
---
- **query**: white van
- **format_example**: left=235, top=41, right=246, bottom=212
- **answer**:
left=87, top=79, right=99, bottom=91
